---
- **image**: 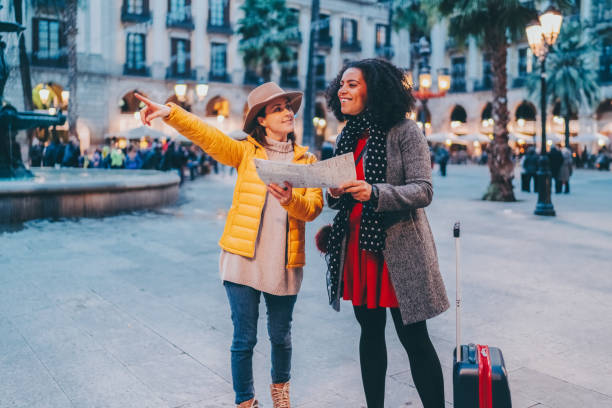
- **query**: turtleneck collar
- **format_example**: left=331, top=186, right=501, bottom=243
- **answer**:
left=264, top=136, right=294, bottom=153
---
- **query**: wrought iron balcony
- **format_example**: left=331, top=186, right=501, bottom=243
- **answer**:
left=449, top=81, right=467, bottom=93
left=207, top=22, right=233, bottom=35
left=123, top=63, right=150, bottom=77
left=243, top=70, right=264, bottom=86
left=316, top=77, right=327, bottom=91
left=121, top=6, right=152, bottom=23
left=512, top=76, right=528, bottom=88
left=341, top=40, right=362, bottom=53
left=30, top=52, right=67, bottom=68
left=473, top=77, right=493, bottom=91
left=209, top=71, right=232, bottom=83
left=166, top=66, right=196, bottom=80
left=280, top=76, right=300, bottom=89
left=166, top=11, right=195, bottom=30
left=317, top=36, right=333, bottom=50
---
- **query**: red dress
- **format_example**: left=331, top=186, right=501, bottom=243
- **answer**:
left=342, top=135, right=399, bottom=308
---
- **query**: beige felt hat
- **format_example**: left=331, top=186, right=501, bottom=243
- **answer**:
left=242, top=82, right=302, bottom=133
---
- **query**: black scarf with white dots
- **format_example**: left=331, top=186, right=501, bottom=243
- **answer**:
left=325, top=110, right=387, bottom=307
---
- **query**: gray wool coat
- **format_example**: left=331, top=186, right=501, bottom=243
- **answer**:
left=328, top=119, right=449, bottom=325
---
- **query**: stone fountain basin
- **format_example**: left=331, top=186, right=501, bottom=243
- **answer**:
left=0, top=168, right=180, bottom=223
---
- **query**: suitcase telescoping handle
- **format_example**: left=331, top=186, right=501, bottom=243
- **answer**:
left=454, top=222, right=462, bottom=362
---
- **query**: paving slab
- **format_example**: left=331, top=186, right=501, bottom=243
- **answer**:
left=1, top=167, right=611, bottom=407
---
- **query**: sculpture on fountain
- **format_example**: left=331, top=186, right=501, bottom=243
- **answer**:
left=0, top=6, right=66, bottom=178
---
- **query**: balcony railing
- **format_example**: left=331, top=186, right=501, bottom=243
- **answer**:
left=286, top=31, right=302, bottom=45
left=30, top=52, right=67, bottom=68
left=473, top=77, right=493, bottom=91
left=512, top=76, right=528, bottom=88
left=123, top=63, right=150, bottom=77
left=317, top=36, right=333, bottom=49
left=166, top=66, right=196, bottom=80
left=207, top=22, right=233, bottom=35
left=316, top=77, right=327, bottom=91
left=209, top=71, right=232, bottom=83
left=166, top=10, right=194, bottom=30
left=121, top=7, right=152, bottom=23
left=280, top=76, right=300, bottom=89
left=449, top=81, right=467, bottom=93
left=341, top=40, right=362, bottom=53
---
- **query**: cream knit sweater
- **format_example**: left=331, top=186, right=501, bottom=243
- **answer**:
left=219, top=137, right=303, bottom=295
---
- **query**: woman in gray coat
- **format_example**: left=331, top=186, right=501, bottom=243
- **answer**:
left=324, top=59, right=449, bottom=408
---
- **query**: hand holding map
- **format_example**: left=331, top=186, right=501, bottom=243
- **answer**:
left=254, top=153, right=356, bottom=188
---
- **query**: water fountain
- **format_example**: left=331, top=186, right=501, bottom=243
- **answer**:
left=0, top=9, right=179, bottom=223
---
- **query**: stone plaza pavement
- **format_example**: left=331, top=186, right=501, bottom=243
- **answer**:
left=1, top=165, right=612, bottom=408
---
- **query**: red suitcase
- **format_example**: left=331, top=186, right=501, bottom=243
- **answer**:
left=452, top=222, right=512, bottom=408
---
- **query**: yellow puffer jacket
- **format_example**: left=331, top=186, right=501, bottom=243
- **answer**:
left=164, top=103, right=323, bottom=268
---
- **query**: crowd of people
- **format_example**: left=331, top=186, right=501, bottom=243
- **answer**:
left=521, top=145, right=611, bottom=194
left=28, top=136, right=221, bottom=185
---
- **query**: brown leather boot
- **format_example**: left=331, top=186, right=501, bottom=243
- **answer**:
left=270, top=382, right=290, bottom=408
left=237, top=398, right=258, bottom=408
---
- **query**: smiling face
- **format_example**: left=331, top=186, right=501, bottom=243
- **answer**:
left=257, top=96, right=295, bottom=139
left=338, top=67, right=368, bottom=116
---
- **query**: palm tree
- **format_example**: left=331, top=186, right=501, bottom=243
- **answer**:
left=237, top=0, right=299, bottom=84
left=528, top=19, right=601, bottom=148
left=431, top=0, right=538, bottom=201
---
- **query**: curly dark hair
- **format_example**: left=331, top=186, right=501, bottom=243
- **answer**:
left=326, top=58, right=416, bottom=130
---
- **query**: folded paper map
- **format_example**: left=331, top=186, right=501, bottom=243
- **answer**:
left=254, top=153, right=356, bottom=188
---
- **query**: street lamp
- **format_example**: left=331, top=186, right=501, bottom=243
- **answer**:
left=61, top=90, right=69, bottom=106
left=196, top=82, right=209, bottom=101
left=437, top=68, right=451, bottom=93
left=526, top=5, right=563, bottom=216
left=412, top=37, right=451, bottom=135
left=39, top=86, right=50, bottom=105
left=174, top=83, right=188, bottom=101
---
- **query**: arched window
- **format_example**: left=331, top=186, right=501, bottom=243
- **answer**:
left=119, top=89, right=148, bottom=114
left=206, top=96, right=230, bottom=118
left=480, top=102, right=494, bottom=129
left=450, top=105, right=467, bottom=123
left=515, top=100, right=537, bottom=121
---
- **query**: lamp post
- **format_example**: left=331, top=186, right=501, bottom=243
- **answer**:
left=412, top=37, right=451, bottom=134
left=174, top=82, right=188, bottom=102
left=526, top=6, right=563, bottom=217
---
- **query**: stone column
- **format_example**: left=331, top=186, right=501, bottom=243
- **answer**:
left=228, top=0, right=244, bottom=84
left=467, top=37, right=478, bottom=92
left=150, top=0, right=167, bottom=79
left=430, top=21, right=446, bottom=89
left=297, top=6, right=311, bottom=88
left=192, top=0, right=206, bottom=80
left=329, top=14, right=341, bottom=81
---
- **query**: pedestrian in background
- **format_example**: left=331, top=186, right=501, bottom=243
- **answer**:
left=325, top=59, right=448, bottom=408
left=110, top=145, right=125, bottom=169
left=135, top=82, right=323, bottom=408
left=557, top=147, right=573, bottom=193
left=521, top=147, right=538, bottom=192
left=125, top=145, right=143, bottom=169
left=436, top=145, right=449, bottom=177
left=548, top=145, right=564, bottom=193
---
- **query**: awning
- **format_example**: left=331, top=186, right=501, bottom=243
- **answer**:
left=572, top=132, right=610, bottom=146
left=427, top=132, right=467, bottom=145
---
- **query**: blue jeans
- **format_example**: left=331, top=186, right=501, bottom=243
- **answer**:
left=224, top=281, right=297, bottom=404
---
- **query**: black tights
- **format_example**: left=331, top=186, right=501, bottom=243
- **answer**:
left=353, top=306, right=445, bottom=408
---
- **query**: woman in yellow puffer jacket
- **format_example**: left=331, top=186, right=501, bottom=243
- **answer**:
left=135, top=83, right=323, bottom=408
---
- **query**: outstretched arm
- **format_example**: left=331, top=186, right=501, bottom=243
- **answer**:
left=135, top=93, right=246, bottom=168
